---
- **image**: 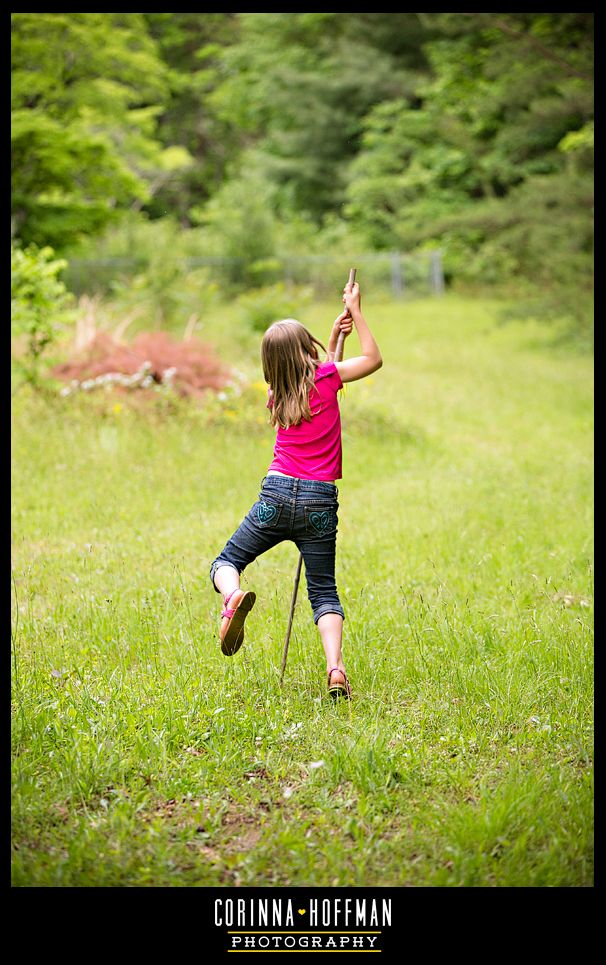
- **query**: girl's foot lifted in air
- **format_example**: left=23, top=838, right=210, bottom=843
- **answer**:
left=220, top=588, right=256, bottom=656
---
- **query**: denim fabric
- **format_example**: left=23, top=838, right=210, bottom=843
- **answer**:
left=210, top=475, right=344, bottom=624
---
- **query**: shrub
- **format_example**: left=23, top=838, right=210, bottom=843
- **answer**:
left=11, top=243, right=75, bottom=386
left=236, top=283, right=314, bottom=333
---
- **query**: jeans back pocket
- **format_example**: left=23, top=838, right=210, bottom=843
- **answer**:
left=255, top=499, right=283, bottom=528
left=304, top=504, right=337, bottom=537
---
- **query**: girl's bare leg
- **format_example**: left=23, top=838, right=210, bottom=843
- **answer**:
left=317, top=613, right=347, bottom=685
left=213, top=565, right=240, bottom=599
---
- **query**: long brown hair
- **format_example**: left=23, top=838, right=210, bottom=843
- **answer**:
left=261, top=319, right=327, bottom=429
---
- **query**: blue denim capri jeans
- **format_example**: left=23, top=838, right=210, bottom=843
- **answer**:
left=210, top=475, right=345, bottom=624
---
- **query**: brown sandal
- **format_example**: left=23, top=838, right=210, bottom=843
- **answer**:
left=220, top=589, right=256, bottom=656
left=327, top=666, right=351, bottom=700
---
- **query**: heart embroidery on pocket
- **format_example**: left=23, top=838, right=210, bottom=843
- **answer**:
left=309, top=510, right=330, bottom=534
left=258, top=502, right=277, bottom=524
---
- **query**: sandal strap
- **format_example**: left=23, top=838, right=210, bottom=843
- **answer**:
left=328, top=666, right=351, bottom=695
left=222, top=588, right=242, bottom=618
left=223, top=588, right=238, bottom=607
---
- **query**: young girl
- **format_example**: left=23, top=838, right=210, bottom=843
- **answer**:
left=209, top=280, right=382, bottom=698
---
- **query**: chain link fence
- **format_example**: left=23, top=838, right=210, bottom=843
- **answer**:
left=64, top=250, right=444, bottom=299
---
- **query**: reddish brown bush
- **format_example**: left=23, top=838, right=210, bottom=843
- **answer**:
left=52, top=331, right=231, bottom=398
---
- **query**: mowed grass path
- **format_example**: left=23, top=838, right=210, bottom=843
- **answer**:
left=11, top=295, right=593, bottom=886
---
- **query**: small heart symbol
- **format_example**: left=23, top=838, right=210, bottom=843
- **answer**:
left=298, top=909, right=306, bottom=915
left=310, top=510, right=330, bottom=533
left=258, top=502, right=277, bottom=523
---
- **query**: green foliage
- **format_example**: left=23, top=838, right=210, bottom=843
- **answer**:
left=342, top=14, right=593, bottom=333
left=11, top=13, right=594, bottom=339
left=143, top=13, right=241, bottom=223
left=11, top=243, right=75, bottom=386
left=190, top=170, right=280, bottom=289
left=207, top=13, right=432, bottom=220
left=65, top=215, right=221, bottom=328
left=11, top=13, right=191, bottom=250
left=236, top=283, right=314, bottom=332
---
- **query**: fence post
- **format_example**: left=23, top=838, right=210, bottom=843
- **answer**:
left=429, top=250, right=445, bottom=295
left=391, top=251, right=404, bottom=298
left=284, top=260, right=293, bottom=290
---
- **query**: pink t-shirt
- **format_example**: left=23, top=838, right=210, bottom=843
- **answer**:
left=267, top=361, right=343, bottom=481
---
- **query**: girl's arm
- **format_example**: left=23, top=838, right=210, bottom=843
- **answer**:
left=333, top=282, right=382, bottom=383
left=327, top=310, right=353, bottom=360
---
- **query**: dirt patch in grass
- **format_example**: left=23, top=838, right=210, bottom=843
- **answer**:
left=225, top=827, right=262, bottom=853
left=139, top=795, right=268, bottom=848
left=218, top=800, right=270, bottom=853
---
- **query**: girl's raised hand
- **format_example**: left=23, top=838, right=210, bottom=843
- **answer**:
left=334, top=310, right=353, bottom=337
left=343, top=281, right=361, bottom=314
left=328, top=310, right=353, bottom=360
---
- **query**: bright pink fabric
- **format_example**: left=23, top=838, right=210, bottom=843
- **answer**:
left=267, top=361, right=343, bottom=481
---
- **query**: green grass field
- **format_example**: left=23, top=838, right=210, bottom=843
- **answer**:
left=11, top=294, right=593, bottom=886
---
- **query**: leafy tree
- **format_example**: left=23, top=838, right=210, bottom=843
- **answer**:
left=11, top=13, right=191, bottom=249
left=11, top=13, right=593, bottom=338
left=143, top=13, right=240, bottom=224
left=344, top=11, right=593, bottom=320
left=207, top=13, right=435, bottom=221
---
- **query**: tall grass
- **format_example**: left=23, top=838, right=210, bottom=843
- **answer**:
left=11, top=294, right=593, bottom=886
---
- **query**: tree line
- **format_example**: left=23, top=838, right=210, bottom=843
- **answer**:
left=11, top=12, right=593, bottom=330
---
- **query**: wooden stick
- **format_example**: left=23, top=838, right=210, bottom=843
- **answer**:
left=335, top=268, right=356, bottom=362
left=279, top=267, right=356, bottom=685
left=280, top=553, right=303, bottom=684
